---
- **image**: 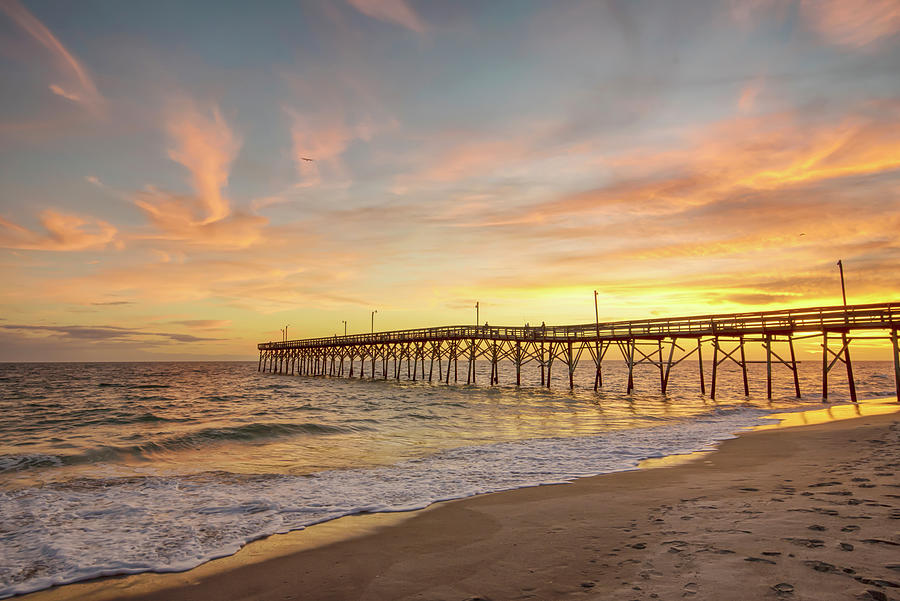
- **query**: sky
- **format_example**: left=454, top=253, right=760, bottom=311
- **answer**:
left=0, top=0, right=899, bottom=362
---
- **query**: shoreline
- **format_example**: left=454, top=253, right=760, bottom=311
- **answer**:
left=17, top=400, right=900, bottom=601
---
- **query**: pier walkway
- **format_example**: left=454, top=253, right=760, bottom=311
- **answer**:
left=258, top=302, right=900, bottom=401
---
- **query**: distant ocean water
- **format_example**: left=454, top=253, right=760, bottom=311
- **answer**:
left=0, top=360, right=895, bottom=598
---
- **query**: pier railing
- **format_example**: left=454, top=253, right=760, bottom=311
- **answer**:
left=259, top=302, right=900, bottom=350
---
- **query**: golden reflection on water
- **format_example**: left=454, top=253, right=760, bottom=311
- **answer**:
left=755, top=396, right=899, bottom=430
left=638, top=450, right=710, bottom=469
left=637, top=396, right=899, bottom=470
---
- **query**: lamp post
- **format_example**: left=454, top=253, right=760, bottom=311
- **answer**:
left=593, top=290, right=600, bottom=334
left=837, top=260, right=847, bottom=306
left=371, top=310, right=377, bottom=333
left=475, top=301, right=479, bottom=327
left=284, top=324, right=290, bottom=341
left=342, top=320, right=347, bottom=336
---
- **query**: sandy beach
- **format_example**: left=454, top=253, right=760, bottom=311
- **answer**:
left=22, top=404, right=900, bottom=601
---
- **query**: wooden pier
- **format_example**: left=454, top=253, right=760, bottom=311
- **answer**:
left=258, top=302, right=900, bottom=401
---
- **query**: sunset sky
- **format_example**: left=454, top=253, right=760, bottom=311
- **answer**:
left=1, top=0, right=899, bottom=361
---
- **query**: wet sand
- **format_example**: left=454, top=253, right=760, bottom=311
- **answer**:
left=23, top=403, right=900, bottom=601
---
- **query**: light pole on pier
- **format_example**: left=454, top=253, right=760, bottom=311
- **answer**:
left=837, top=260, right=848, bottom=306
left=284, top=324, right=290, bottom=341
left=594, top=290, right=600, bottom=335
left=371, top=310, right=377, bottom=333
left=342, top=320, right=347, bottom=336
left=475, top=301, right=479, bottom=327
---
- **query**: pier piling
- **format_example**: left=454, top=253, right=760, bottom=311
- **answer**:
left=257, top=303, right=898, bottom=401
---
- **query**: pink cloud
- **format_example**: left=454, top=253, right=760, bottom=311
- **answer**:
left=801, top=0, right=900, bottom=48
left=0, top=0, right=104, bottom=111
left=0, top=209, right=117, bottom=251
left=346, top=0, right=427, bottom=34
left=133, top=188, right=266, bottom=249
left=164, top=102, right=242, bottom=224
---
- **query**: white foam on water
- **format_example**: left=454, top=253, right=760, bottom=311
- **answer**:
left=0, top=407, right=775, bottom=598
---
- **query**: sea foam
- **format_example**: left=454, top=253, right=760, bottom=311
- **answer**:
left=0, top=406, right=774, bottom=598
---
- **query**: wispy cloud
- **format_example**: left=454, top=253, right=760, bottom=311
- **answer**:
left=346, top=0, right=427, bottom=34
left=132, top=101, right=267, bottom=248
left=164, top=102, right=242, bottom=224
left=167, top=319, right=231, bottom=329
left=0, top=323, right=223, bottom=343
left=800, top=0, right=900, bottom=48
left=0, top=0, right=104, bottom=112
left=0, top=209, right=117, bottom=251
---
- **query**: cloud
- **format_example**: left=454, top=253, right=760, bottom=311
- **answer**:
left=165, top=102, right=242, bottom=224
left=346, top=0, right=426, bottom=33
left=168, top=319, right=231, bottom=329
left=0, top=323, right=223, bottom=343
left=131, top=102, right=267, bottom=248
left=0, top=0, right=104, bottom=111
left=91, top=300, right=134, bottom=306
left=134, top=187, right=267, bottom=248
left=518, top=100, right=900, bottom=224
left=0, top=209, right=117, bottom=251
left=800, top=0, right=900, bottom=48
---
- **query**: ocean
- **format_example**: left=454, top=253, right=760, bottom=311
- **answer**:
left=0, top=359, right=895, bottom=598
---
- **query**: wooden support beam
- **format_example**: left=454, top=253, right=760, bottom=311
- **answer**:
left=789, top=336, right=801, bottom=398
left=739, top=336, right=749, bottom=396
left=546, top=342, right=554, bottom=389
left=445, top=344, right=453, bottom=384
left=428, top=344, right=435, bottom=383
left=626, top=339, right=635, bottom=394
left=658, top=340, right=664, bottom=392
left=568, top=341, right=574, bottom=390
left=516, top=341, right=522, bottom=386
left=892, top=329, right=900, bottom=402
left=822, top=332, right=828, bottom=401
left=711, top=337, right=719, bottom=400
left=540, top=342, right=545, bottom=387
left=662, top=338, right=676, bottom=395
left=842, top=332, right=857, bottom=403
left=698, top=339, right=705, bottom=395
left=766, top=334, right=772, bottom=400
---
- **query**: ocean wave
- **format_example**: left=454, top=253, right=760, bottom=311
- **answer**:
left=0, top=407, right=774, bottom=598
left=2, top=422, right=360, bottom=472
left=0, top=453, right=63, bottom=473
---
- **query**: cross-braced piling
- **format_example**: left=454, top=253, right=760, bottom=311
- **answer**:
left=258, top=303, right=900, bottom=402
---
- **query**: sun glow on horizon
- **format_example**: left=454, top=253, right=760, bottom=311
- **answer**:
left=1, top=0, right=899, bottom=361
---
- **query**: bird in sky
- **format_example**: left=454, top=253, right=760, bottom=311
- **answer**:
left=301, top=157, right=315, bottom=162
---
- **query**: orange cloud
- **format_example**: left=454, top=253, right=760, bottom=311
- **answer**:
left=801, top=0, right=900, bottom=48
left=346, top=0, right=426, bottom=33
left=528, top=101, right=900, bottom=222
left=129, top=101, right=267, bottom=248
left=165, top=103, right=241, bottom=224
left=0, top=209, right=116, bottom=251
left=133, top=188, right=266, bottom=249
left=0, top=0, right=104, bottom=111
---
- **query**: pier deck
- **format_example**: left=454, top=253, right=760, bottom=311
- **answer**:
left=258, top=302, right=900, bottom=401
